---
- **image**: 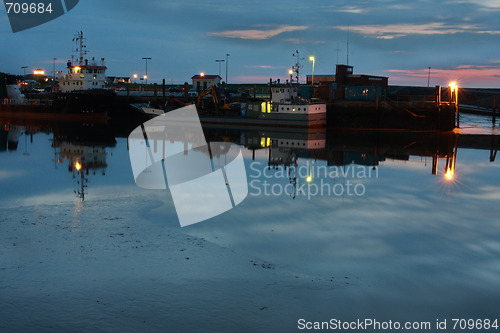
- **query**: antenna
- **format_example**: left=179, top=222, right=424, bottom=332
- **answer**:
left=292, top=50, right=304, bottom=84
left=336, top=42, right=342, bottom=65
left=73, top=31, right=88, bottom=66
left=346, top=25, right=350, bottom=66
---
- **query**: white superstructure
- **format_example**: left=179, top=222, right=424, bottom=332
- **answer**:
left=269, top=83, right=326, bottom=115
left=58, top=31, right=107, bottom=92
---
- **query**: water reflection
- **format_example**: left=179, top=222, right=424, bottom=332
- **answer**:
left=1, top=116, right=499, bottom=327
left=0, top=117, right=499, bottom=204
left=0, top=125, right=22, bottom=151
left=0, top=120, right=116, bottom=202
left=128, top=106, right=248, bottom=226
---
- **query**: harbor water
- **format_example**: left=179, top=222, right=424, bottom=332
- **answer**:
left=1, top=114, right=500, bottom=332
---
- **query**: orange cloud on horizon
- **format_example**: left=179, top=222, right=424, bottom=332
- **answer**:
left=387, top=65, right=500, bottom=87
left=208, top=25, right=308, bottom=40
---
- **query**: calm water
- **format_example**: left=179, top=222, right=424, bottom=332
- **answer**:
left=1, top=114, right=500, bottom=332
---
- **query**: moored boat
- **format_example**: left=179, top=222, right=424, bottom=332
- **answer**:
left=0, top=31, right=112, bottom=123
left=197, top=79, right=327, bottom=127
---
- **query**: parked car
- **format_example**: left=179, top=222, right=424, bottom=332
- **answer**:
left=188, top=89, right=198, bottom=97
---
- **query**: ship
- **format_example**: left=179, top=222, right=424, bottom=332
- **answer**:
left=52, top=31, right=116, bottom=116
left=195, top=80, right=327, bottom=128
left=193, top=50, right=326, bottom=127
left=0, top=31, right=112, bottom=123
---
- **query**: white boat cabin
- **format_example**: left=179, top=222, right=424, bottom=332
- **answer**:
left=269, top=82, right=326, bottom=115
left=58, top=58, right=107, bottom=92
left=57, top=31, right=107, bottom=92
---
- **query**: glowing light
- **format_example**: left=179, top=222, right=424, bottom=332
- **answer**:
left=75, top=161, right=82, bottom=171
left=74, top=67, right=80, bottom=73
left=200, top=72, right=205, bottom=77
left=306, top=176, right=312, bottom=182
left=260, top=137, right=271, bottom=148
left=444, top=168, right=453, bottom=180
left=449, top=81, right=457, bottom=92
left=289, top=69, right=293, bottom=75
left=33, top=69, right=45, bottom=75
left=260, top=137, right=266, bottom=148
left=309, top=57, right=315, bottom=84
left=133, top=74, right=137, bottom=79
left=143, top=75, right=147, bottom=79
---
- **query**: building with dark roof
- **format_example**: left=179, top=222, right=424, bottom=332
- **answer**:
left=307, top=65, right=389, bottom=101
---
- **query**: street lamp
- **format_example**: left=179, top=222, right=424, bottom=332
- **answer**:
left=216, top=59, right=224, bottom=76
left=133, top=74, right=137, bottom=83
left=309, top=56, right=315, bottom=85
left=142, top=57, right=151, bottom=85
left=53, top=58, right=57, bottom=81
left=225, top=53, right=230, bottom=87
left=427, top=67, right=431, bottom=88
left=449, top=81, right=459, bottom=128
left=289, top=69, right=293, bottom=84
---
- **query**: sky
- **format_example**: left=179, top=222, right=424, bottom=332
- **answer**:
left=1, top=0, right=500, bottom=87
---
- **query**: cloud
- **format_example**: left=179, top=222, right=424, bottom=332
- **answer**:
left=387, top=65, right=500, bottom=87
left=249, top=65, right=274, bottom=69
left=0, top=170, right=25, bottom=180
left=332, top=6, right=368, bottom=14
left=245, top=65, right=282, bottom=69
left=386, top=4, right=414, bottom=10
left=333, top=23, right=488, bottom=39
left=477, top=30, right=500, bottom=34
left=232, top=75, right=289, bottom=83
left=208, top=25, right=308, bottom=40
left=282, top=38, right=326, bottom=44
left=449, top=0, right=500, bottom=10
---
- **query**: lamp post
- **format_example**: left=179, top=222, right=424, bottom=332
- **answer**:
left=53, top=58, right=57, bottom=81
left=309, top=56, right=315, bottom=85
left=142, top=57, right=151, bottom=85
left=449, top=81, right=459, bottom=128
left=216, top=59, right=224, bottom=76
left=427, top=67, right=431, bottom=87
left=225, top=53, right=230, bottom=87
left=289, top=69, right=293, bottom=84
left=133, top=74, right=137, bottom=83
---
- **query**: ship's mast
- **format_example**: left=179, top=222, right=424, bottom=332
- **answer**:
left=292, top=50, right=303, bottom=85
left=73, top=31, right=88, bottom=66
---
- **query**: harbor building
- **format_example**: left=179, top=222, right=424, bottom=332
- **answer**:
left=191, top=74, right=222, bottom=92
left=307, top=65, right=388, bottom=101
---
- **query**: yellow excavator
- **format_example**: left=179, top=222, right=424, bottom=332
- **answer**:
left=196, top=86, right=241, bottom=112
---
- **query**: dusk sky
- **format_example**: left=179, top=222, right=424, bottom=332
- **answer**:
left=2, top=0, right=500, bottom=87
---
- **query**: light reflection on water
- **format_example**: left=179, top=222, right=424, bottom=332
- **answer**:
left=1, top=119, right=500, bottom=320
